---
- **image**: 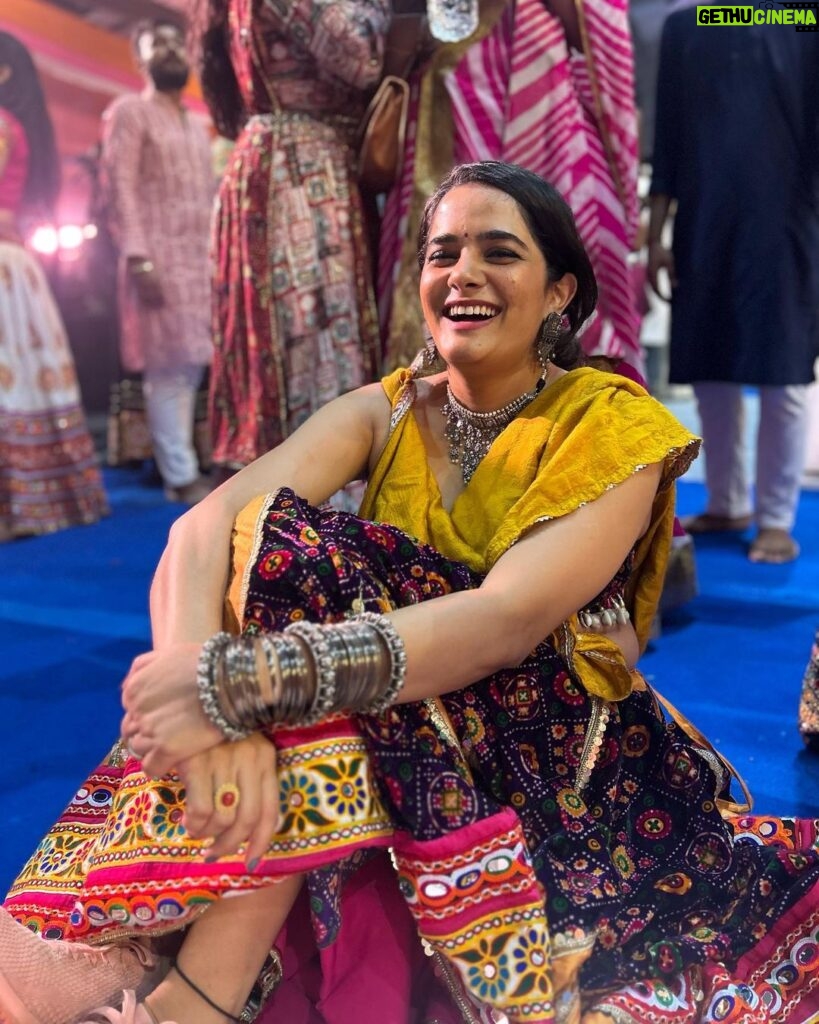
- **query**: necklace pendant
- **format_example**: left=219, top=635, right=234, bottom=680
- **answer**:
left=441, top=372, right=550, bottom=486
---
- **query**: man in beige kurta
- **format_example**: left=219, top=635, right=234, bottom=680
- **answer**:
left=102, top=19, right=214, bottom=503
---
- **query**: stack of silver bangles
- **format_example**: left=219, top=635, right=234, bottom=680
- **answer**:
left=196, top=612, right=408, bottom=740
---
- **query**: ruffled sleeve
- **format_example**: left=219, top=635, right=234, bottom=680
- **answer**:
left=485, top=369, right=699, bottom=566
left=485, top=369, right=700, bottom=660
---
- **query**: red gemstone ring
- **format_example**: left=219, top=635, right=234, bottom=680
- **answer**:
left=214, top=782, right=241, bottom=813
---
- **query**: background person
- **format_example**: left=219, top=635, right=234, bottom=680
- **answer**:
left=648, top=10, right=819, bottom=563
left=0, top=30, right=108, bottom=540
left=196, top=0, right=388, bottom=482
left=799, top=626, right=819, bottom=753
left=101, top=19, right=214, bottom=506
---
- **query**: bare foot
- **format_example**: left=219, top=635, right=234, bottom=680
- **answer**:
left=748, top=528, right=800, bottom=564
left=681, top=512, right=752, bottom=534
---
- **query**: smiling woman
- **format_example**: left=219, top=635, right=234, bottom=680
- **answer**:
left=419, top=177, right=587, bottom=383
left=2, top=163, right=819, bottom=1024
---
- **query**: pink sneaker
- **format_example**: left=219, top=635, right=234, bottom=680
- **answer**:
left=81, top=990, right=177, bottom=1024
left=0, top=908, right=157, bottom=1024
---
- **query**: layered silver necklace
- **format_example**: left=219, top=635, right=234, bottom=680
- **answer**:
left=442, top=373, right=548, bottom=484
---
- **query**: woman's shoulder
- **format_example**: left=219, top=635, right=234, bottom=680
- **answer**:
left=544, top=366, right=701, bottom=487
left=548, top=365, right=680, bottom=424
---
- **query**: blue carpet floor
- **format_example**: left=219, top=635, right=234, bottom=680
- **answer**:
left=0, top=465, right=818, bottom=894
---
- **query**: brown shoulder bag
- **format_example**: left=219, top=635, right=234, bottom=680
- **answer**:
left=356, top=74, right=411, bottom=196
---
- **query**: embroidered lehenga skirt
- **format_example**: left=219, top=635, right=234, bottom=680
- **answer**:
left=0, top=240, right=109, bottom=537
left=6, top=491, right=819, bottom=1023
left=209, top=114, right=380, bottom=469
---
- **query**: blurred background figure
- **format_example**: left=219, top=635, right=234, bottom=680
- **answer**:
left=0, top=30, right=108, bottom=541
left=648, top=10, right=819, bottom=564
left=799, top=625, right=819, bottom=754
left=805, top=374, right=819, bottom=485
left=101, top=18, right=214, bottom=506
left=378, top=0, right=643, bottom=379
left=197, top=0, right=388, bottom=481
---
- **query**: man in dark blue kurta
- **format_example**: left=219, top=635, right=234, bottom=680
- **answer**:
left=647, top=8, right=818, bottom=562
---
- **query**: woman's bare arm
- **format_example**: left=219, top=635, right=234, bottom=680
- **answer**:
left=149, top=383, right=391, bottom=649
left=124, top=461, right=661, bottom=777
left=390, top=462, right=661, bottom=701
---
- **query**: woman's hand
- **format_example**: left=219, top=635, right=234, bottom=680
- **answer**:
left=121, top=643, right=224, bottom=777
left=177, top=734, right=280, bottom=866
left=647, top=240, right=676, bottom=301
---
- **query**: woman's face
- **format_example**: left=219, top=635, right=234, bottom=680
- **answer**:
left=420, top=183, right=575, bottom=375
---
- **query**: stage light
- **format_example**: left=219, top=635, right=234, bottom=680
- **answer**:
left=58, top=225, right=85, bottom=249
left=30, top=224, right=59, bottom=255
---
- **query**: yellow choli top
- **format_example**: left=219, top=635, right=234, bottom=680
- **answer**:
left=358, top=366, right=700, bottom=700
left=230, top=366, right=699, bottom=702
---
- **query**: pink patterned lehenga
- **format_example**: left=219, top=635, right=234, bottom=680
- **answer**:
left=208, top=0, right=386, bottom=470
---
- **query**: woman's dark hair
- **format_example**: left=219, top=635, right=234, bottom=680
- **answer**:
left=417, top=161, right=598, bottom=370
left=0, top=31, right=60, bottom=215
left=190, top=0, right=245, bottom=140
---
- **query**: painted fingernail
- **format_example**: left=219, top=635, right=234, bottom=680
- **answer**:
left=248, top=857, right=259, bottom=871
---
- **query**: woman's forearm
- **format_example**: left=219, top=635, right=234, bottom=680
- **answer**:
left=150, top=499, right=236, bottom=648
left=391, top=464, right=661, bottom=702
left=388, top=589, right=524, bottom=702
left=147, top=388, right=386, bottom=651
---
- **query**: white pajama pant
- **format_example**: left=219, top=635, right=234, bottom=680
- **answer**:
left=694, top=382, right=810, bottom=532
left=142, top=363, right=206, bottom=488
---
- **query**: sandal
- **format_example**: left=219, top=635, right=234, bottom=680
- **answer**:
left=0, top=908, right=156, bottom=1024
left=80, top=990, right=175, bottom=1024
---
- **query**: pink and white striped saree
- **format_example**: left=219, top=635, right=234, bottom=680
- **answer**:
left=378, top=0, right=642, bottom=376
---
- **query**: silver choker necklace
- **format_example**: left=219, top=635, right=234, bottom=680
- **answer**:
left=442, top=373, right=548, bottom=484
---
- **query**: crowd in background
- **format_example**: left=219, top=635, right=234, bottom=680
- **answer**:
left=3, top=3, right=817, bottom=524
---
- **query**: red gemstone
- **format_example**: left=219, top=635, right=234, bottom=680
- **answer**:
left=220, top=790, right=236, bottom=807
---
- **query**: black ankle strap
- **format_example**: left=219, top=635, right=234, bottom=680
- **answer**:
left=172, top=959, right=240, bottom=1022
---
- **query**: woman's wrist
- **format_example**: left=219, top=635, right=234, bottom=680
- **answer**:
left=196, top=615, right=408, bottom=738
left=197, top=632, right=251, bottom=741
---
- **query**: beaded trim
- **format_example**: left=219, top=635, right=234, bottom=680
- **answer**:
left=442, top=373, right=547, bottom=484
left=283, top=621, right=338, bottom=725
left=552, top=928, right=597, bottom=956
left=355, top=611, right=408, bottom=712
left=424, top=947, right=482, bottom=1024
left=389, top=377, right=418, bottom=434
left=197, top=631, right=251, bottom=742
left=574, top=697, right=610, bottom=793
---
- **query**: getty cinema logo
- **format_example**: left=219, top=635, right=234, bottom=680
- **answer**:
left=696, top=1, right=818, bottom=26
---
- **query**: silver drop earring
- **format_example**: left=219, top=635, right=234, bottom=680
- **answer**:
left=537, top=311, right=564, bottom=369
left=423, top=335, right=439, bottom=369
